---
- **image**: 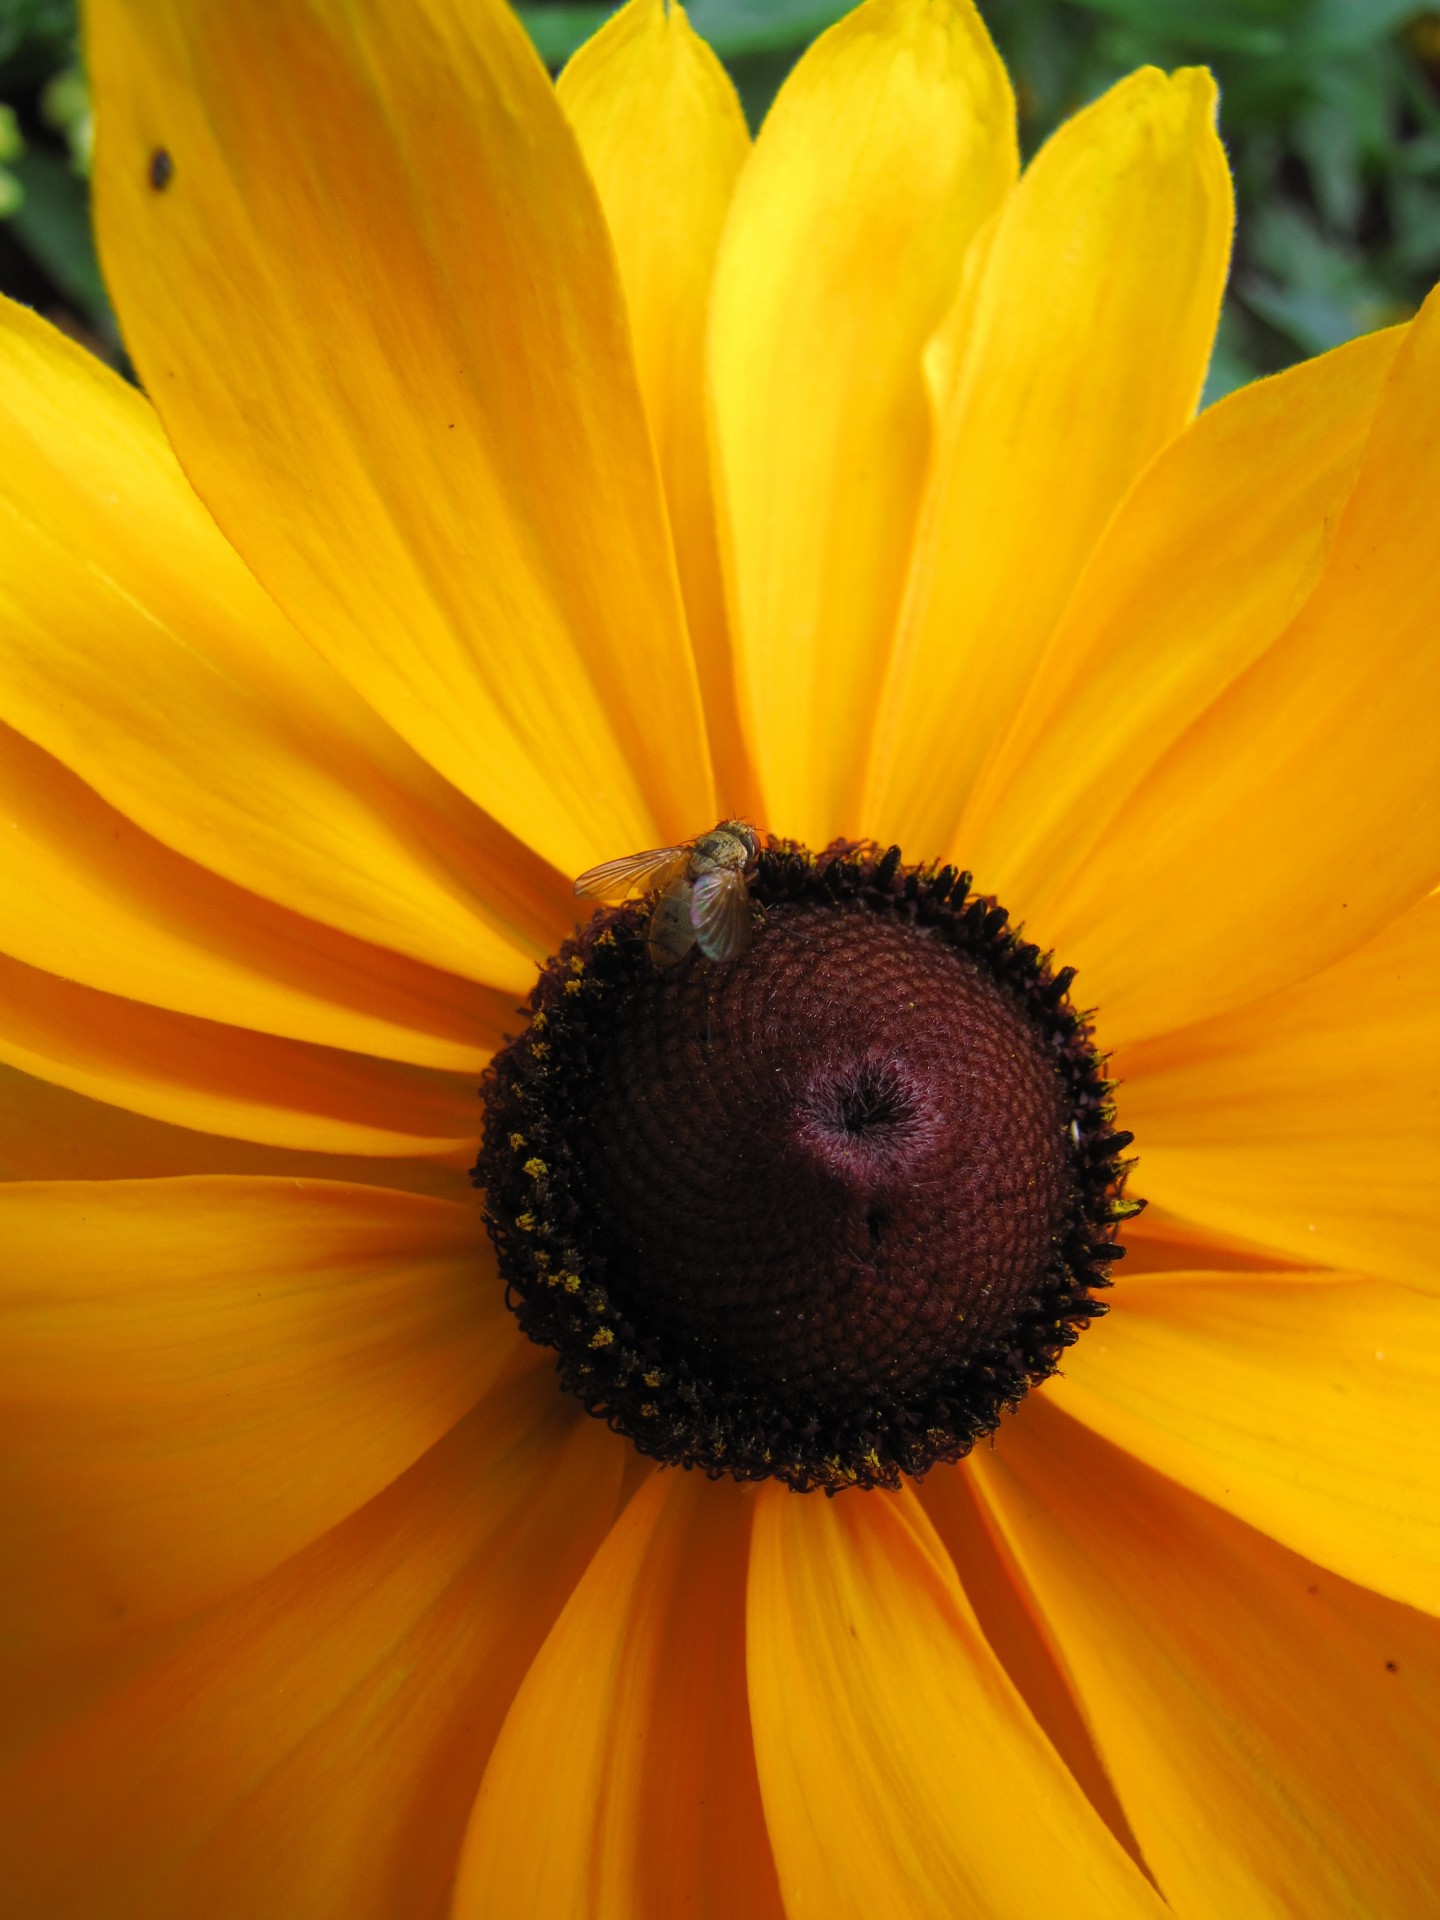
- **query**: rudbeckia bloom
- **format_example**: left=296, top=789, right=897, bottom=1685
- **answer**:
left=3, top=0, right=1438, bottom=1910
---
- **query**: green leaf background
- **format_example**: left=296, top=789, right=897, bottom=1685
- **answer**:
left=2, top=0, right=1439, bottom=395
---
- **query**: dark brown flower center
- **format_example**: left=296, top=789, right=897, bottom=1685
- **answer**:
left=475, top=838, right=1138, bottom=1492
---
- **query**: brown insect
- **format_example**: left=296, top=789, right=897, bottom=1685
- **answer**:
left=574, top=820, right=761, bottom=969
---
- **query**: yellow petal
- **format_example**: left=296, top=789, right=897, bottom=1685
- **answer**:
left=0, top=723, right=513, bottom=1073
left=0, top=954, right=477, bottom=1156
left=1118, top=891, right=1440, bottom=1293
left=1, top=1374, right=625, bottom=1920
left=0, top=1061, right=477, bottom=1198
left=0, top=1177, right=512, bottom=1690
left=1034, top=287, right=1440, bottom=1043
left=866, top=66, right=1232, bottom=853
left=88, top=0, right=713, bottom=871
left=0, top=294, right=562, bottom=990
left=746, top=1480, right=1165, bottom=1920
left=455, top=1469, right=782, bottom=1919
left=560, top=0, right=757, bottom=816
left=977, top=1397, right=1440, bottom=1919
left=1047, top=1270, right=1440, bottom=1612
left=710, top=0, right=1017, bottom=843
left=962, top=324, right=1403, bottom=929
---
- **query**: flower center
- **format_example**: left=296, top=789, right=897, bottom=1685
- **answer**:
left=475, top=838, right=1138, bottom=1491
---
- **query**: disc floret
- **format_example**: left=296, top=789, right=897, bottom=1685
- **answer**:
left=476, top=838, right=1139, bottom=1492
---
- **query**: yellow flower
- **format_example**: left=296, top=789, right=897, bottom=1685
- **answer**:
left=1, top=0, right=1437, bottom=1912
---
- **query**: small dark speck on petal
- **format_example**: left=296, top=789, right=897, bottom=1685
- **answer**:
left=1386, top=1660, right=1399, bottom=1672
left=149, top=147, right=174, bottom=191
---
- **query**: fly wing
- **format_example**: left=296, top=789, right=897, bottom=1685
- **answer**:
left=690, top=869, right=753, bottom=962
left=573, top=845, right=690, bottom=901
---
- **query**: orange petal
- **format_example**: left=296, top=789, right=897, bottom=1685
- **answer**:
left=746, top=1480, right=1165, bottom=1919
left=88, top=0, right=713, bottom=872
left=976, top=1397, right=1440, bottom=1918
left=0, top=722, right=516, bottom=1073
left=559, top=0, right=757, bottom=817
left=0, top=1061, right=477, bottom=1198
left=710, top=0, right=1017, bottom=843
left=1032, top=287, right=1440, bottom=1043
left=0, top=1177, right=512, bottom=1692
left=917, top=1463, right=1149, bottom=1876
left=455, top=1469, right=782, bottom=1919
left=0, top=952, right=478, bottom=1155
left=0, top=293, right=563, bottom=989
left=1119, top=1205, right=1311, bottom=1276
left=867, top=66, right=1232, bottom=853
left=962, top=325, right=1402, bottom=929
left=1117, top=890, right=1440, bottom=1294
left=1, top=1373, right=626, bottom=1920
left=1047, top=1270, right=1440, bottom=1613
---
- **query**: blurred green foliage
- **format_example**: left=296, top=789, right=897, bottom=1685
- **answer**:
left=0, top=0, right=113, bottom=352
left=2, top=0, right=1439, bottom=396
